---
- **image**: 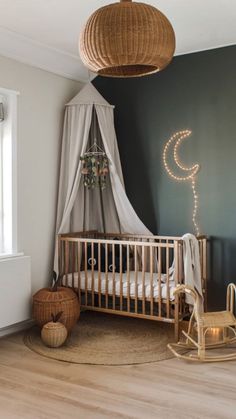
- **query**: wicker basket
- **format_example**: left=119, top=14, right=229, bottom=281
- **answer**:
left=41, top=321, right=68, bottom=348
left=32, top=287, right=80, bottom=332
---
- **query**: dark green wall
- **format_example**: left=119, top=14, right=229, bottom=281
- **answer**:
left=93, top=45, right=236, bottom=309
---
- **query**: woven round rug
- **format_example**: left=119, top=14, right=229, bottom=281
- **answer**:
left=24, top=311, right=175, bottom=365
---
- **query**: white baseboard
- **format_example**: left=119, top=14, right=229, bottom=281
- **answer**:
left=0, top=318, right=35, bottom=338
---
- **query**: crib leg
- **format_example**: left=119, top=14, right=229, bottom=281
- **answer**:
left=174, top=321, right=179, bottom=342
left=174, top=300, right=180, bottom=342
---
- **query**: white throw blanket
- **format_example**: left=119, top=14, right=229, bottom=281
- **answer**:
left=182, top=233, right=203, bottom=310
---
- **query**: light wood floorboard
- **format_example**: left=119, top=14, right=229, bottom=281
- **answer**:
left=0, top=332, right=236, bottom=419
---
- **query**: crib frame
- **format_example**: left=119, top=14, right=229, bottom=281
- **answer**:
left=58, top=232, right=207, bottom=340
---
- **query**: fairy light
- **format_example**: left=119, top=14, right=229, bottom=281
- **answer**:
left=163, top=130, right=201, bottom=236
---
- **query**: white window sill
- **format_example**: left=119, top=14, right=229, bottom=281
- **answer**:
left=0, top=252, right=24, bottom=261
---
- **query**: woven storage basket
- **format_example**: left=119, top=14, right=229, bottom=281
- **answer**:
left=41, top=321, right=68, bottom=348
left=79, top=0, right=175, bottom=77
left=32, top=287, right=80, bottom=332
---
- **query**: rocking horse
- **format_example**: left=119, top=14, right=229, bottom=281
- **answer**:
left=168, top=283, right=236, bottom=362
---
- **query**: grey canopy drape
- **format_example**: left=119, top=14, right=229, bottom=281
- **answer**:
left=54, top=83, right=151, bottom=266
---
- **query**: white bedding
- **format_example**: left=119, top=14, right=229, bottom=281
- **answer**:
left=62, top=271, right=176, bottom=301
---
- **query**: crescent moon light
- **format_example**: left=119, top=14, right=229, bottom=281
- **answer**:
left=163, top=130, right=201, bottom=236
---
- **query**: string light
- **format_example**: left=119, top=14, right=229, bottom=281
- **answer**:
left=163, top=130, right=201, bottom=236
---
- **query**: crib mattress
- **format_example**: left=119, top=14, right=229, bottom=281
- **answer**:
left=62, top=271, right=176, bottom=301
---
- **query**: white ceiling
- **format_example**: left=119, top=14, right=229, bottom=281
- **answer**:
left=0, top=0, right=235, bottom=82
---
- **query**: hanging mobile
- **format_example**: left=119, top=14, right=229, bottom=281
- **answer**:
left=80, top=139, right=109, bottom=189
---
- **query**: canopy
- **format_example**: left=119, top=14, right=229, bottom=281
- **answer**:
left=54, top=83, right=151, bottom=266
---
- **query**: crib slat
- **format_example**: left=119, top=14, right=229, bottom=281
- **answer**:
left=202, top=238, right=207, bottom=311
left=158, top=246, right=162, bottom=317
left=71, top=242, right=75, bottom=288
left=203, top=238, right=207, bottom=282
left=58, top=236, right=62, bottom=278
left=62, top=240, right=66, bottom=283
left=200, top=239, right=205, bottom=289
left=105, top=243, right=108, bottom=309
left=98, top=242, right=101, bottom=308
left=142, top=245, right=145, bottom=314
left=91, top=241, right=95, bottom=306
left=150, top=246, right=154, bottom=316
left=65, top=240, right=69, bottom=287
left=179, top=243, right=183, bottom=316
left=127, top=244, right=130, bottom=313
left=119, top=244, right=123, bottom=311
left=174, top=240, right=180, bottom=340
left=199, top=239, right=203, bottom=280
left=112, top=243, right=115, bottom=310
left=84, top=242, right=88, bottom=306
left=166, top=242, right=170, bottom=318
left=134, top=245, right=138, bottom=314
left=174, top=241, right=179, bottom=286
left=77, top=242, right=81, bottom=303
left=178, top=243, right=182, bottom=287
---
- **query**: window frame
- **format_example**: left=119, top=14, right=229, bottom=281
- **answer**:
left=0, top=87, right=19, bottom=257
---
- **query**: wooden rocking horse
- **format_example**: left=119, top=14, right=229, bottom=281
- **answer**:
left=168, top=283, right=236, bottom=362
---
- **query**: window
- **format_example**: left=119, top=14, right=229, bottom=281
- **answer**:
left=0, top=88, right=18, bottom=255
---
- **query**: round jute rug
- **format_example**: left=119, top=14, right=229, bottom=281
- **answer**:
left=24, top=311, right=174, bottom=365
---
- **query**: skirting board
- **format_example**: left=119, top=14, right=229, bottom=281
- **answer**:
left=0, top=319, right=35, bottom=338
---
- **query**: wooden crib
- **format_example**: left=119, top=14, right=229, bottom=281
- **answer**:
left=58, top=231, right=207, bottom=340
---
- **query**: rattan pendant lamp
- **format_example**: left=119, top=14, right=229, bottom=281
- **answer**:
left=79, top=0, right=175, bottom=78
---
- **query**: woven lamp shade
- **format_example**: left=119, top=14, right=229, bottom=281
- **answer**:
left=79, top=0, right=175, bottom=78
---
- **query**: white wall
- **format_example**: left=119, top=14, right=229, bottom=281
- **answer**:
left=0, top=54, right=83, bottom=294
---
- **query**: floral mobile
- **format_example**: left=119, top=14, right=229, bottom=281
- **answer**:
left=80, top=140, right=109, bottom=189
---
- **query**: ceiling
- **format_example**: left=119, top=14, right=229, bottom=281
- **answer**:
left=0, top=0, right=235, bottom=82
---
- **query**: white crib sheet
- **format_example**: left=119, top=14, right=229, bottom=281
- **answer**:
left=62, top=271, right=176, bottom=301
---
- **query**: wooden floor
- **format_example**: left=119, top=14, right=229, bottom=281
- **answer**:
left=0, top=332, right=236, bottom=419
